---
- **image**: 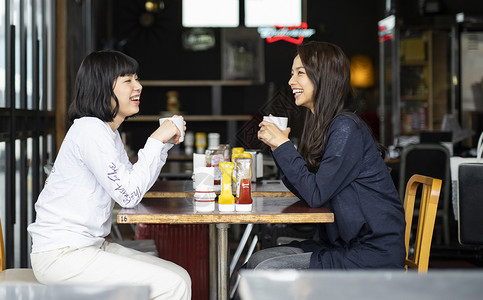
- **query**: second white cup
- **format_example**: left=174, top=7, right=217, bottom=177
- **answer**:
left=159, top=116, right=185, bottom=143
left=263, top=116, right=288, bottom=131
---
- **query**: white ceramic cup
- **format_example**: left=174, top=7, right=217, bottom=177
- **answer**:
left=159, top=116, right=184, bottom=143
left=263, top=116, right=288, bottom=131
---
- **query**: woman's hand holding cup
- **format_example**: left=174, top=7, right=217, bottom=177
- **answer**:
left=152, top=115, right=186, bottom=144
left=258, top=115, right=290, bottom=151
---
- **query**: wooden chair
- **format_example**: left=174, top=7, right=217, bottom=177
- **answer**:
left=403, top=174, right=442, bottom=273
left=0, top=218, right=38, bottom=282
left=399, top=143, right=451, bottom=245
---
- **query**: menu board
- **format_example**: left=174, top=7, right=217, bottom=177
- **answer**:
left=182, top=0, right=239, bottom=27
left=245, top=0, right=302, bottom=27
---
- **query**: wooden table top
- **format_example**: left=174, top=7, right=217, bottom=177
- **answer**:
left=117, top=197, right=333, bottom=225
left=145, top=179, right=295, bottom=198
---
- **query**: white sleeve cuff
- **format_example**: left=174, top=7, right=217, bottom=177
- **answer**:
left=146, top=137, right=174, bottom=154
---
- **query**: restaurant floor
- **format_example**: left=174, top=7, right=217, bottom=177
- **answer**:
left=428, top=245, right=483, bottom=269
left=111, top=223, right=482, bottom=300
left=427, top=219, right=483, bottom=269
left=111, top=223, right=482, bottom=270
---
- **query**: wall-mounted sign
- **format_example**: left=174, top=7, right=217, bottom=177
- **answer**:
left=182, top=28, right=216, bottom=51
left=257, top=22, right=315, bottom=45
left=378, top=15, right=395, bottom=43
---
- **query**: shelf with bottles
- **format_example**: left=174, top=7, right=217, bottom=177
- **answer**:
left=400, top=101, right=429, bottom=135
left=139, top=80, right=254, bottom=87
left=378, top=15, right=452, bottom=145
left=398, top=29, right=447, bottom=136
left=399, top=30, right=429, bottom=98
left=125, top=115, right=252, bottom=122
left=399, top=30, right=428, bottom=63
left=400, top=64, right=429, bottom=100
left=136, top=79, right=261, bottom=117
left=123, top=79, right=261, bottom=151
left=401, top=94, right=429, bottom=101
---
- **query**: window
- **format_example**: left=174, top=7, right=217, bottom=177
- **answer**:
left=0, top=0, right=56, bottom=268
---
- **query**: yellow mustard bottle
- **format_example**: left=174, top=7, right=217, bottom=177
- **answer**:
left=218, top=162, right=235, bottom=211
left=232, top=147, right=244, bottom=155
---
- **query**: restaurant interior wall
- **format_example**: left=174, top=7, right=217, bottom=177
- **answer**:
left=61, top=1, right=483, bottom=151
left=101, top=0, right=386, bottom=153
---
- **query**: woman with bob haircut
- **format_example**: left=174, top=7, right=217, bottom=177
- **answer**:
left=28, top=50, right=191, bottom=300
left=249, top=41, right=405, bottom=270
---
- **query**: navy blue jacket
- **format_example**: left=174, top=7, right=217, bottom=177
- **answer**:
left=272, top=113, right=406, bottom=269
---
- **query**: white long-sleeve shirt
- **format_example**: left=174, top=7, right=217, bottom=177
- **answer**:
left=28, top=117, right=172, bottom=253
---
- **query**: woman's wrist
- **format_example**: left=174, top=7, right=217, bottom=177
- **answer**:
left=271, top=139, right=290, bottom=151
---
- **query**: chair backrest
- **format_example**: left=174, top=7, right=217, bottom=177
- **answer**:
left=403, top=174, right=442, bottom=272
left=1, top=218, right=6, bottom=271
left=457, top=163, right=483, bottom=245
left=399, top=143, right=451, bottom=246
left=399, top=143, right=449, bottom=202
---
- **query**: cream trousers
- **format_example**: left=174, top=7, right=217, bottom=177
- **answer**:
left=30, top=241, right=191, bottom=300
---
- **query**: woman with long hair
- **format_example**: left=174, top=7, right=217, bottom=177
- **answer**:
left=250, top=41, right=405, bottom=269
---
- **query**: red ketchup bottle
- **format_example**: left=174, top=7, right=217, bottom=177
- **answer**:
left=235, top=157, right=253, bottom=211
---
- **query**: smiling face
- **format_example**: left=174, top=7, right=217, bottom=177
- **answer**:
left=112, top=74, right=142, bottom=122
left=288, top=55, right=314, bottom=113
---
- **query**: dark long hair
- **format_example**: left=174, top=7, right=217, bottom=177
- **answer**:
left=296, top=41, right=355, bottom=172
left=68, top=50, right=139, bottom=123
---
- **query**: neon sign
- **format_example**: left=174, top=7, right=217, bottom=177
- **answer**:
left=258, top=22, right=316, bottom=45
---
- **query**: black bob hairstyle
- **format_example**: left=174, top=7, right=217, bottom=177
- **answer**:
left=68, top=50, right=139, bottom=123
